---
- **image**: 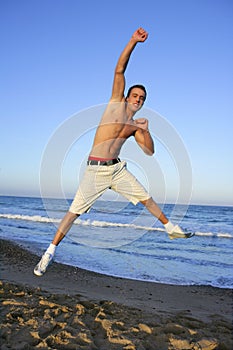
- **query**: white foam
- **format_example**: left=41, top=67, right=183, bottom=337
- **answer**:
left=87, top=219, right=164, bottom=232
left=0, top=213, right=60, bottom=224
left=0, top=213, right=232, bottom=238
left=0, top=213, right=162, bottom=232
left=195, top=231, right=233, bottom=239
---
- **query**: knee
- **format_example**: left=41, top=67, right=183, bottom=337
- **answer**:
left=140, top=197, right=153, bottom=208
left=67, top=211, right=79, bottom=222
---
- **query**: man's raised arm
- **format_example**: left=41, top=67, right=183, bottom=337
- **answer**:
left=110, top=28, right=148, bottom=102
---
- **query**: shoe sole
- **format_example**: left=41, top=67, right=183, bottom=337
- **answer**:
left=33, top=253, right=53, bottom=277
left=33, top=269, right=43, bottom=276
left=169, top=232, right=195, bottom=239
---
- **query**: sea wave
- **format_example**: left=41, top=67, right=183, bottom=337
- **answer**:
left=0, top=213, right=232, bottom=239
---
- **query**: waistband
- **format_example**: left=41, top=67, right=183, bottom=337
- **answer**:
left=87, top=158, right=121, bottom=166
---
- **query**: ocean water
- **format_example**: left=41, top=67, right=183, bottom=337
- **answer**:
left=0, top=195, right=232, bottom=289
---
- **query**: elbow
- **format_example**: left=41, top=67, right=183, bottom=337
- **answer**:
left=115, top=65, right=125, bottom=74
left=144, top=147, right=155, bottom=156
left=147, top=143, right=155, bottom=156
left=145, top=150, right=154, bottom=156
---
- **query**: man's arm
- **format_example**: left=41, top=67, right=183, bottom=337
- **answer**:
left=134, top=118, right=155, bottom=156
left=110, top=28, right=148, bottom=102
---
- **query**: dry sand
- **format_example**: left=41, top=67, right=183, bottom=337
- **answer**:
left=0, top=238, right=232, bottom=349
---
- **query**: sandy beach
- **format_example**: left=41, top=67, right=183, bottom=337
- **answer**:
left=0, top=239, right=232, bottom=349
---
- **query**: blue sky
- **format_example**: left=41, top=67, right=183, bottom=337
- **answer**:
left=1, top=0, right=233, bottom=206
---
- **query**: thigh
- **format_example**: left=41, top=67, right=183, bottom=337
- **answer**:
left=69, top=166, right=112, bottom=214
left=111, top=162, right=150, bottom=205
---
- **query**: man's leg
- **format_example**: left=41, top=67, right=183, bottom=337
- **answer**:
left=52, top=211, right=79, bottom=245
left=140, top=197, right=168, bottom=224
left=34, top=211, right=79, bottom=276
left=34, top=164, right=113, bottom=276
left=140, top=197, right=193, bottom=239
left=111, top=164, right=188, bottom=238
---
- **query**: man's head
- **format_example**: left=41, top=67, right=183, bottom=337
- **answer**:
left=126, top=84, right=147, bottom=101
left=125, top=85, right=147, bottom=113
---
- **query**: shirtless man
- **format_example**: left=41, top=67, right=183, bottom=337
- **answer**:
left=34, top=27, right=193, bottom=277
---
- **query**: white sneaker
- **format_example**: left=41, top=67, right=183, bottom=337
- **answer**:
left=168, top=225, right=194, bottom=240
left=34, top=252, right=53, bottom=276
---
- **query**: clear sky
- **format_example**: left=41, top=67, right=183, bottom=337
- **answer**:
left=1, top=0, right=233, bottom=206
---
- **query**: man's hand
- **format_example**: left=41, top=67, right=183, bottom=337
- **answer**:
left=132, top=27, right=148, bottom=43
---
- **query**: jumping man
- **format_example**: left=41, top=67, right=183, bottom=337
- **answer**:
left=34, top=27, right=193, bottom=276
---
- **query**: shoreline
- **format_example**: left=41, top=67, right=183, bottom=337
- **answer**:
left=1, top=238, right=232, bottom=349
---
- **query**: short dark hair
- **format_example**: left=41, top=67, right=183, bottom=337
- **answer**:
left=126, top=84, right=147, bottom=101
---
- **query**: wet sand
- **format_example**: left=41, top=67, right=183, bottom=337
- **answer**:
left=0, top=238, right=232, bottom=349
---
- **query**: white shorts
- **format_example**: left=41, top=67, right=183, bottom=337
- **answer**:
left=69, top=161, right=150, bottom=214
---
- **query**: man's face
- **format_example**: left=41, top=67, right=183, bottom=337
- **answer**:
left=126, top=88, right=146, bottom=112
